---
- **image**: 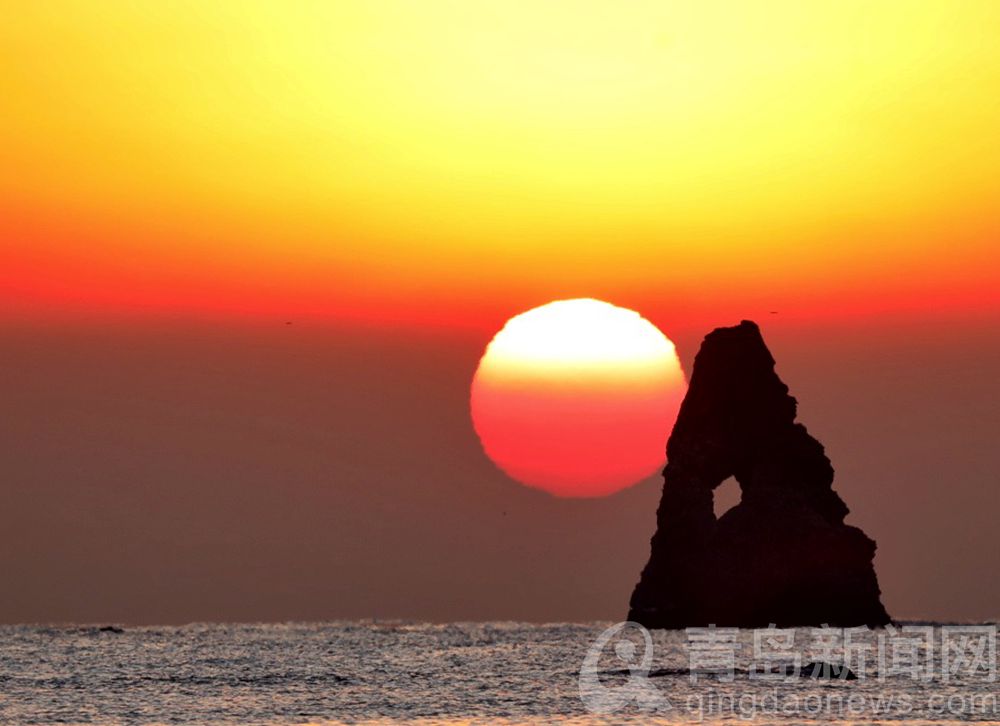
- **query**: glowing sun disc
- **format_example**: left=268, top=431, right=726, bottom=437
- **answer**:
left=470, top=299, right=686, bottom=497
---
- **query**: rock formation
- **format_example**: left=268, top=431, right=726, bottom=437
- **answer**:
left=628, top=321, right=890, bottom=628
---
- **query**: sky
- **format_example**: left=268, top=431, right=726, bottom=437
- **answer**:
left=2, top=1, right=999, bottom=623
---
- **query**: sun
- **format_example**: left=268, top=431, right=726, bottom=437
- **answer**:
left=470, top=299, right=686, bottom=497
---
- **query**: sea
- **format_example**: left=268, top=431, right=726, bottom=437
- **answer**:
left=1, top=622, right=997, bottom=725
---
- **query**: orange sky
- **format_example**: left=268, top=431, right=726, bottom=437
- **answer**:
left=3, top=1, right=999, bottom=330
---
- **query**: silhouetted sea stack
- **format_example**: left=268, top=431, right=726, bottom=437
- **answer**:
left=629, top=321, right=890, bottom=629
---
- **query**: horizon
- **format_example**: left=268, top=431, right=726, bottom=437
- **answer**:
left=3, top=313, right=998, bottom=624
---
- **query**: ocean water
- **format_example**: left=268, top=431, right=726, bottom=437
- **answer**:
left=0, top=622, right=996, bottom=724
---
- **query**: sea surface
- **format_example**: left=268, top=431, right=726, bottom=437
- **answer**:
left=1, top=622, right=997, bottom=725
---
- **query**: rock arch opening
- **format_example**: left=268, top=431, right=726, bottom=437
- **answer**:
left=713, top=476, right=741, bottom=519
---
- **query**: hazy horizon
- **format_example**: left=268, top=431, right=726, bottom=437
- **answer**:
left=4, top=312, right=997, bottom=625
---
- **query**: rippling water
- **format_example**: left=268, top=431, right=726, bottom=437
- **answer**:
left=0, top=622, right=996, bottom=724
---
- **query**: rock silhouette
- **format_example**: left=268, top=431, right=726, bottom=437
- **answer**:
left=629, top=321, right=890, bottom=628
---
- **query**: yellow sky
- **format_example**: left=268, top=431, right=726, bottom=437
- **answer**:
left=3, top=1, right=999, bottom=326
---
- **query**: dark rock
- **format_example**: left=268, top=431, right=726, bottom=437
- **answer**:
left=628, top=321, right=890, bottom=628
left=98, top=625, right=124, bottom=633
left=755, top=662, right=857, bottom=680
left=801, top=661, right=857, bottom=680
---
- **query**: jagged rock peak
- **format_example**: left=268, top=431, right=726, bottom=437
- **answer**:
left=628, top=321, right=890, bottom=629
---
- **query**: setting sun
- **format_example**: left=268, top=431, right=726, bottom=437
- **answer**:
left=470, top=299, right=686, bottom=497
